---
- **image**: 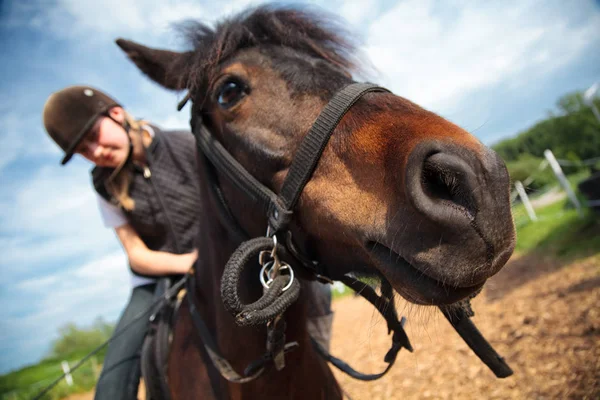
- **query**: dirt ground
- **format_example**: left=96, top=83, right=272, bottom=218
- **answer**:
left=69, top=253, right=599, bottom=400
left=331, top=253, right=600, bottom=400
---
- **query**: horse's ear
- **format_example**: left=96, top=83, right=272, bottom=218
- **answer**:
left=115, top=38, right=191, bottom=91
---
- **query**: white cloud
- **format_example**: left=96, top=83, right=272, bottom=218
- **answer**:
left=1, top=163, right=99, bottom=234
left=0, top=114, right=26, bottom=172
left=364, top=0, right=600, bottom=113
left=153, top=113, right=191, bottom=131
left=15, top=275, right=60, bottom=291
left=0, top=161, right=124, bottom=283
left=46, top=0, right=189, bottom=38
left=0, top=111, right=60, bottom=173
left=216, top=0, right=268, bottom=18
left=126, top=79, right=191, bottom=129
left=2, top=251, right=130, bottom=356
left=33, top=0, right=268, bottom=43
left=338, top=0, right=380, bottom=26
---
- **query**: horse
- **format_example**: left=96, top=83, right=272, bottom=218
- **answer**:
left=116, top=5, right=516, bottom=399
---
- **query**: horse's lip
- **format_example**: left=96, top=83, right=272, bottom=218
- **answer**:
left=366, top=241, right=484, bottom=305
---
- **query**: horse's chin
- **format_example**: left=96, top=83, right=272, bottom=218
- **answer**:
left=366, top=241, right=484, bottom=305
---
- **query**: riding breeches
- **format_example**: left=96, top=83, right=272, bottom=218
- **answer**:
left=94, top=283, right=156, bottom=400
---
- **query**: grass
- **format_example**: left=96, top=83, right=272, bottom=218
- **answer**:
left=0, top=354, right=102, bottom=400
left=513, top=199, right=599, bottom=256
left=512, top=171, right=600, bottom=259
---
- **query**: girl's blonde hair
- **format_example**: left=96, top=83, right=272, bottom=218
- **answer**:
left=104, top=111, right=149, bottom=211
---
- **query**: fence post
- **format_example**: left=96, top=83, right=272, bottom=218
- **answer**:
left=515, top=181, right=538, bottom=222
left=543, top=149, right=584, bottom=218
left=61, top=361, right=74, bottom=386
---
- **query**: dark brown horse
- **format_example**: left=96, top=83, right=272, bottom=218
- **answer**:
left=116, top=6, right=515, bottom=399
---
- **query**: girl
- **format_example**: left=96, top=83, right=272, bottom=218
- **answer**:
left=42, top=85, right=201, bottom=399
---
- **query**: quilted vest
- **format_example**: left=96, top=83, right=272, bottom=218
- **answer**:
left=92, top=127, right=201, bottom=276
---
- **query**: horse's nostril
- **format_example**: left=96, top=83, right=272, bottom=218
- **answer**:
left=422, top=153, right=476, bottom=215
left=422, top=160, right=455, bottom=203
left=405, top=142, right=497, bottom=229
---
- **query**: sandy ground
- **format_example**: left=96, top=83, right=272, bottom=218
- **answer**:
left=68, top=253, right=599, bottom=399
left=332, top=253, right=600, bottom=400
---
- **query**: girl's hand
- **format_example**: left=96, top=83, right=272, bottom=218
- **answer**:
left=177, top=248, right=198, bottom=273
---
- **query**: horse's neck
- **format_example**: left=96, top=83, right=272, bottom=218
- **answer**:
left=193, top=170, right=342, bottom=398
left=195, top=177, right=311, bottom=355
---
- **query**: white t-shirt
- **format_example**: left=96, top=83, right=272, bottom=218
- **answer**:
left=96, top=125, right=157, bottom=288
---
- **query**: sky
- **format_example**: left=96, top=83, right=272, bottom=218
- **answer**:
left=0, top=0, right=599, bottom=375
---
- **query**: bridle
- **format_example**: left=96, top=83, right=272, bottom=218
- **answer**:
left=182, top=83, right=513, bottom=386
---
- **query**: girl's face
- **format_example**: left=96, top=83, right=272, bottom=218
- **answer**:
left=75, top=107, right=130, bottom=168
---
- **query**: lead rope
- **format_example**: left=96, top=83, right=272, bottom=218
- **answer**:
left=186, top=268, right=299, bottom=382
left=221, top=237, right=300, bottom=326
left=220, top=236, right=301, bottom=371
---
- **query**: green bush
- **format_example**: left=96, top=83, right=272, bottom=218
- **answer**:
left=48, top=318, right=113, bottom=360
left=0, top=318, right=113, bottom=399
left=493, top=91, right=600, bottom=163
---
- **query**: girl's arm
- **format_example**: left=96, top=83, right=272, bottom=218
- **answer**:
left=115, top=224, right=197, bottom=275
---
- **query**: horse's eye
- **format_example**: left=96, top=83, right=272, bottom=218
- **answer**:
left=217, top=80, right=247, bottom=108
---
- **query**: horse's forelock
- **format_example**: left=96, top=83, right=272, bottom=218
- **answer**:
left=172, top=5, right=361, bottom=101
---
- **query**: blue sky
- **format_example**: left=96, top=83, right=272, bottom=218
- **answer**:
left=0, top=0, right=599, bottom=374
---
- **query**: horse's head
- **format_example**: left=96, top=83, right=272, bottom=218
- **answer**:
left=117, top=6, right=515, bottom=306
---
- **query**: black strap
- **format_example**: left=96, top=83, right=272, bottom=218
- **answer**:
left=193, top=83, right=390, bottom=234
left=341, top=277, right=412, bottom=351
left=141, top=312, right=173, bottom=400
left=279, top=84, right=390, bottom=212
left=201, top=154, right=249, bottom=243
left=269, top=84, right=390, bottom=232
left=141, top=277, right=175, bottom=400
left=441, top=306, right=513, bottom=378
left=194, top=123, right=282, bottom=215
left=185, top=275, right=266, bottom=383
left=311, top=337, right=396, bottom=381
left=310, top=276, right=412, bottom=381
left=186, top=272, right=301, bottom=384
left=154, top=279, right=176, bottom=397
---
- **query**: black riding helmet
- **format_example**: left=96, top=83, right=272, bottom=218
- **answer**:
left=42, top=85, right=121, bottom=165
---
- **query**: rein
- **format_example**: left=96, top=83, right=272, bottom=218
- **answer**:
left=32, top=275, right=189, bottom=400
left=185, top=82, right=513, bottom=384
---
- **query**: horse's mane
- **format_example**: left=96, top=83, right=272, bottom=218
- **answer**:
left=173, top=5, right=361, bottom=96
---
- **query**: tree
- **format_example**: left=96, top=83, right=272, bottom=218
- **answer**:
left=493, top=90, right=600, bottom=163
left=557, top=92, right=586, bottom=115
left=47, top=318, right=114, bottom=360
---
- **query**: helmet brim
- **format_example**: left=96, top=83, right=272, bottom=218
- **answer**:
left=60, top=108, right=113, bottom=165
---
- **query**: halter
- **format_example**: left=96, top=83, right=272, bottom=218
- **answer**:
left=185, top=83, right=513, bottom=384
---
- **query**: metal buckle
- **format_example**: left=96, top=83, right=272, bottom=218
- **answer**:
left=258, top=234, right=295, bottom=292
left=260, top=261, right=294, bottom=292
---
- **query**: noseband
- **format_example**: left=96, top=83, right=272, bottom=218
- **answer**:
left=184, top=83, right=512, bottom=384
